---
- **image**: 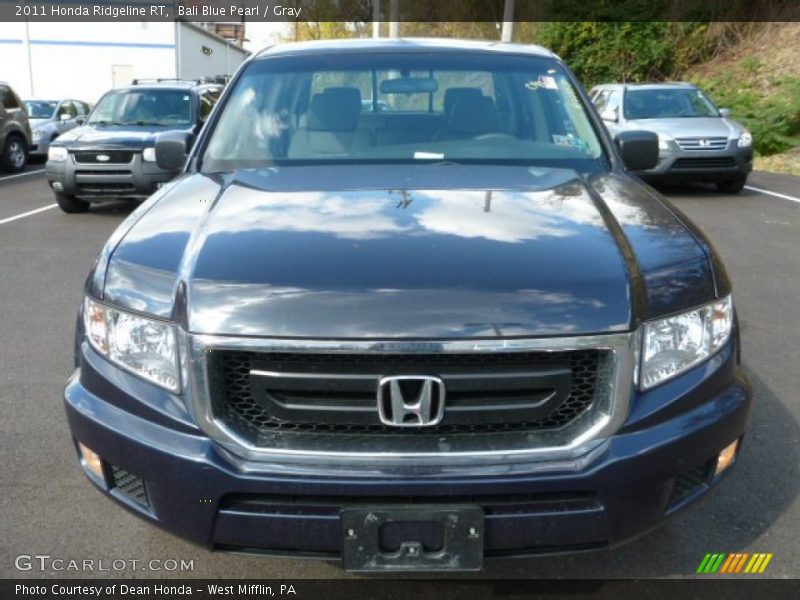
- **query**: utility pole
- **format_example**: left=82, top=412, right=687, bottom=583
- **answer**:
left=501, top=0, right=514, bottom=42
left=372, top=0, right=380, bottom=38
left=389, top=0, right=399, bottom=38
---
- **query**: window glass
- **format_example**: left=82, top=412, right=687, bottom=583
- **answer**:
left=57, top=101, right=77, bottom=119
left=624, top=88, right=720, bottom=120
left=0, top=86, right=19, bottom=109
left=24, top=100, right=58, bottom=118
left=201, top=53, right=606, bottom=172
left=88, top=89, right=193, bottom=126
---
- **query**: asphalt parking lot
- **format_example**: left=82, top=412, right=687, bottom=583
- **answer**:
left=1, top=168, right=798, bottom=579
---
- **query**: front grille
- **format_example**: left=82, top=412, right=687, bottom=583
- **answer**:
left=672, top=157, right=736, bottom=169
left=210, top=349, right=609, bottom=442
left=675, top=137, right=729, bottom=151
left=109, top=465, right=150, bottom=507
left=73, top=150, right=135, bottom=164
left=220, top=490, right=599, bottom=517
left=76, top=183, right=139, bottom=196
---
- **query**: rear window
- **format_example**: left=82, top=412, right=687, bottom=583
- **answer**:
left=200, top=52, right=606, bottom=173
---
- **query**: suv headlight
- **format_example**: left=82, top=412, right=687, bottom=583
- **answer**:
left=657, top=133, right=673, bottom=152
left=142, top=147, right=156, bottom=162
left=737, top=129, right=752, bottom=148
left=641, top=296, right=733, bottom=390
left=32, top=128, right=45, bottom=141
left=48, top=146, right=68, bottom=161
left=84, top=297, right=179, bottom=392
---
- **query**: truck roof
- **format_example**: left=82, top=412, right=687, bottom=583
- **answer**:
left=255, top=38, right=556, bottom=60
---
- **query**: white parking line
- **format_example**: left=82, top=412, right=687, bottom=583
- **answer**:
left=745, top=185, right=800, bottom=205
left=0, top=168, right=46, bottom=182
left=0, top=204, right=57, bottom=225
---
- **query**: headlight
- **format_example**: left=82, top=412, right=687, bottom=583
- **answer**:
left=737, top=129, right=752, bottom=148
left=48, top=146, right=68, bottom=161
left=31, top=129, right=45, bottom=141
left=641, top=296, right=733, bottom=390
left=657, top=133, right=673, bottom=152
left=84, top=297, right=179, bottom=392
left=142, top=147, right=156, bottom=162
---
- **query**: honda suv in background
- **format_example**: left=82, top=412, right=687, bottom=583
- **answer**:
left=590, top=82, right=753, bottom=193
left=0, top=81, right=32, bottom=173
left=46, top=79, right=222, bottom=212
left=65, top=40, right=751, bottom=572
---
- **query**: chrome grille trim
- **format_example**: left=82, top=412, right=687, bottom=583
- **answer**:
left=183, top=332, right=638, bottom=467
left=675, top=137, right=729, bottom=151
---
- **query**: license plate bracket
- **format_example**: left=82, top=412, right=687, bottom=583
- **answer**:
left=341, top=505, right=483, bottom=572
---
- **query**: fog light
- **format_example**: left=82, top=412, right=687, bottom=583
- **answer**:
left=715, top=439, right=740, bottom=476
left=51, top=181, right=63, bottom=191
left=78, top=442, right=105, bottom=480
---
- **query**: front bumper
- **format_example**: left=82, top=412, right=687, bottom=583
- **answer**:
left=46, top=151, right=174, bottom=200
left=639, top=143, right=753, bottom=183
left=63, top=336, right=752, bottom=562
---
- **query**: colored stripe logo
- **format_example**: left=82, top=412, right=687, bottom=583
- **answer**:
left=697, top=553, right=773, bottom=574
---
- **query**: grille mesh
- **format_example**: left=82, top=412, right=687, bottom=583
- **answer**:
left=73, top=150, right=134, bottom=164
left=669, top=461, right=712, bottom=505
left=672, top=157, right=736, bottom=169
left=212, top=350, right=608, bottom=439
left=109, top=465, right=149, bottom=507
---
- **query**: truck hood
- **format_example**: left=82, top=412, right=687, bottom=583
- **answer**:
left=53, top=124, right=191, bottom=150
left=99, top=165, right=718, bottom=338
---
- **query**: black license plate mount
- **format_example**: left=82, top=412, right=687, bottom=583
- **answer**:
left=341, top=505, right=483, bottom=572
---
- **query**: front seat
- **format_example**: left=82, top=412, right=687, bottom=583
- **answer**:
left=443, top=87, right=483, bottom=118
left=435, top=95, right=501, bottom=141
left=288, top=87, right=372, bottom=158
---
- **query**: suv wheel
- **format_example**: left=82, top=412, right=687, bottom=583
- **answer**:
left=55, top=192, right=90, bottom=213
left=716, top=176, right=747, bottom=194
left=1, top=135, right=28, bottom=173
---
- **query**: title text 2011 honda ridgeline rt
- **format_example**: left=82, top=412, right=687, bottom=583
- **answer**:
left=65, top=39, right=751, bottom=572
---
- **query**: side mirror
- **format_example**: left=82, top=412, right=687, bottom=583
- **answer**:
left=614, top=130, right=659, bottom=172
left=601, top=108, right=618, bottom=122
left=155, top=131, right=191, bottom=172
left=719, top=108, right=731, bottom=118
left=75, top=115, right=86, bottom=125
left=60, top=113, right=71, bottom=122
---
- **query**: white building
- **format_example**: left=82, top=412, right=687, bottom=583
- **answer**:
left=0, top=21, right=249, bottom=104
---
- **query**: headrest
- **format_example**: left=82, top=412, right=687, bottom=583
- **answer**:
left=307, top=87, right=362, bottom=131
left=448, top=95, right=499, bottom=134
left=443, top=87, right=483, bottom=115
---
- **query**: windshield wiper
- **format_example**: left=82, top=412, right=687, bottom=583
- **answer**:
left=121, top=120, right=167, bottom=126
left=90, top=120, right=122, bottom=126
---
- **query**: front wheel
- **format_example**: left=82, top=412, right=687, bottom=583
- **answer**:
left=55, top=192, right=90, bottom=213
left=1, top=135, right=28, bottom=173
left=716, top=176, right=747, bottom=194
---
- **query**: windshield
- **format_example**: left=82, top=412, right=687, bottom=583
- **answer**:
left=201, top=53, right=606, bottom=173
left=624, top=88, right=720, bottom=120
left=88, top=88, right=193, bottom=126
left=24, top=100, right=57, bottom=119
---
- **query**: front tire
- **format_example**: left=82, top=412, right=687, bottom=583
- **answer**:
left=55, top=192, right=90, bottom=213
left=716, top=176, right=747, bottom=194
left=1, top=135, right=28, bottom=173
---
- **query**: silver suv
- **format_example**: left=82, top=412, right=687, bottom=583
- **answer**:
left=0, top=81, right=32, bottom=173
left=590, top=82, right=752, bottom=193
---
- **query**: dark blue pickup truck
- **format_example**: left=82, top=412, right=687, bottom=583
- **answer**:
left=64, top=39, right=751, bottom=572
